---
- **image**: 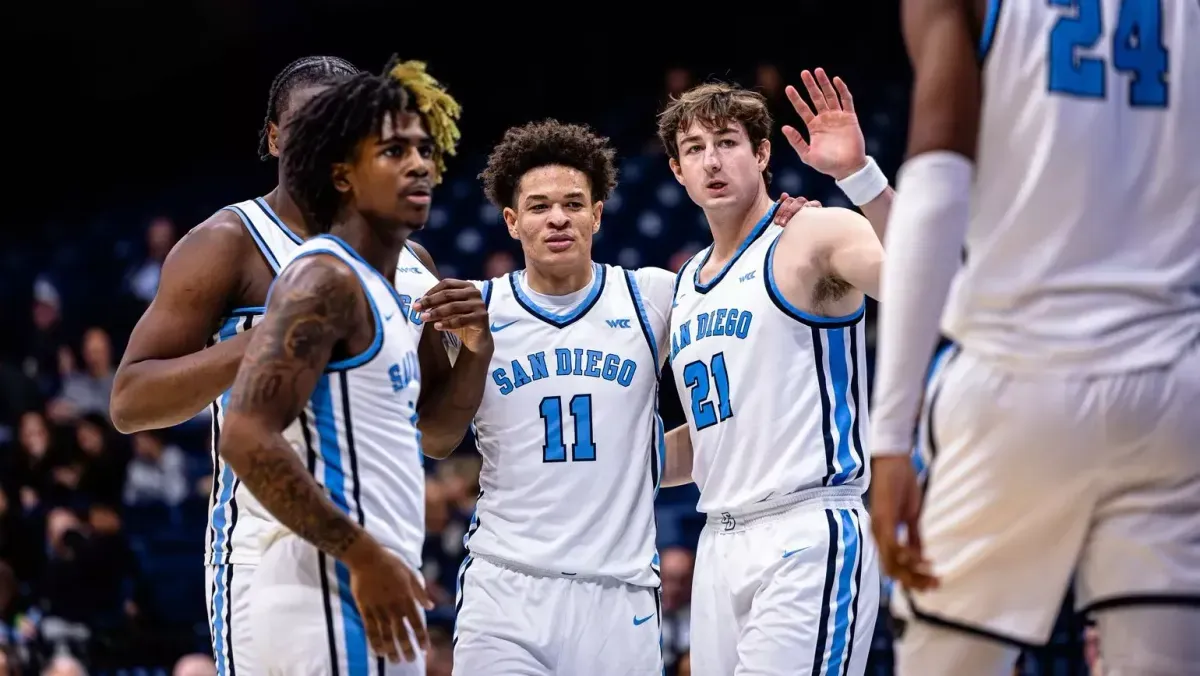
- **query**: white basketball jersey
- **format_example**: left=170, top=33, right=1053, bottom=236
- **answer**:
left=205, top=199, right=438, bottom=567
left=943, top=0, right=1200, bottom=373
left=670, top=210, right=870, bottom=516
left=206, top=198, right=302, bottom=566
left=467, top=263, right=667, bottom=588
left=393, top=242, right=441, bottom=343
left=273, top=234, right=427, bottom=570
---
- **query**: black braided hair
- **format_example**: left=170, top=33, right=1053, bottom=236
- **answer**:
left=282, top=72, right=415, bottom=233
left=257, top=56, right=360, bottom=160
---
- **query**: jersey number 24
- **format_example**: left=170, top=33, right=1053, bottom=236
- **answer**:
left=1048, top=0, right=1169, bottom=108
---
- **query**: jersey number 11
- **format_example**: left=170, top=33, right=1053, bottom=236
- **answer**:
left=540, top=395, right=596, bottom=463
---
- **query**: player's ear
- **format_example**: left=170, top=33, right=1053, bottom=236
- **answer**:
left=502, top=207, right=520, bottom=240
left=267, top=122, right=282, bottom=158
left=756, top=138, right=771, bottom=172
left=332, top=162, right=353, bottom=195
left=669, top=157, right=684, bottom=185
left=591, top=200, right=603, bottom=234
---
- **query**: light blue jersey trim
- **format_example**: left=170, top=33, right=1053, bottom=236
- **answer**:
left=825, top=509, right=863, bottom=675
left=251, top=197, right=304, bottom=245
left=310, top=375, right=370, bottom=673
left=225, top=204, right=281, bottom=274
left=623, top=270, right=667, bottom=497
left=765, top=236, right=866, bottom=327
left=979, top=0, right=1003, bottom=60
left=692, top=202, right=780, bottom=294
left=279, top=248, right=385, bottom=372
left=481, top=279, right=494, bottom=309
left=509, top=262, right=606, bottom=328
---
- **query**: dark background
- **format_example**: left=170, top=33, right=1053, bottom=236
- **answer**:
left=0, top=3, right=1091, bottom=675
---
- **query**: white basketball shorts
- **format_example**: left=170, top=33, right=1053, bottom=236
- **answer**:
left=896, top=341, right=1200, bottom=646
left=206, top=563, right=256, bottom=676
left=452, top=555, right=663, bottom=675
left=691, top=488, right=880, bottom=676
left=249, top=533, right=426, bottom=675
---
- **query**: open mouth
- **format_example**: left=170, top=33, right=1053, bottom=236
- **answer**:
left=706, top=180, right=728, bottom=191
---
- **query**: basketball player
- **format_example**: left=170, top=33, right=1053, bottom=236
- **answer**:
left=869, top=1, right=1200, bottom=674
left=109, top=57, right=486, bottom=674
left=430, top=120, right=810, bottom=675
left=657, top=81, right=888, bottom=675
left=219, top=63, right=485, bottom=675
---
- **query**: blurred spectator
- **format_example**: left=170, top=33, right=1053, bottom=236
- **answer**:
left=126, top=218, right=177, bottom=305
left=427, top=627, right=453, bottom=676
left=123, top=431, right=187, bottom=507
left=39, top=653, right=85, bottom=676
left=70, top=414, right=128, bottom=508
left=659, top=546, right=693, bottom=674
left=49, top=330, right=115, bottom=424
left=21, top=280, right=67, bottom=402
left=482, top=250, right=516, bottom=278
left=171, top=653, right=215, bottom=676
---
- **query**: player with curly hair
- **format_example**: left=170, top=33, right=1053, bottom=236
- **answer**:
left=429, top=120, right=809, bottom=675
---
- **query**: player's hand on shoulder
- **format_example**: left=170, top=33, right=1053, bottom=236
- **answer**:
left=413, top=279, right=493, bottom=354
left=780, top=68, right=867, bottom=181
left=774, top=193, right=822, bottom=225
left=344, top=537, right=433, bottom=663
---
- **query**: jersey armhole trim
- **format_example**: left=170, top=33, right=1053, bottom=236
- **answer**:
left=403, top=241, right=437, bottom=277
left=224, top=205, right=281, bottom=274
left=763, top=237, right=865, bottom=328
left=281, top=249, right=385, bottom=372
left=978, top=0, right=1003, bottom=61
left=481, top=280, right=494, bottom=309
left=622, top=270, right=661, bottom=369
left=250, top=197, right=304, bottom=245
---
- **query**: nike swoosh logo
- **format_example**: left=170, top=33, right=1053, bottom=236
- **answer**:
left=490, top=320, right=518, bottom=332
left=633, top=614, right=655, bottom=626
left=782, top=547, right=808, bottom=559
left=384, top=312, right=395, bottom=321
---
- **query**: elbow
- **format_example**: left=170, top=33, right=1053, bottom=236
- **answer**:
left=216, top=414, right=254, bottom=472
left=420, top=432, right=462, bottom=460
left=109, top=376, right=145, bottom=434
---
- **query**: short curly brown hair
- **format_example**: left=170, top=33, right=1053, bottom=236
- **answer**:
left=657, top=82, right=773, bottom=185
left=480, top=120, right=618, bottom=210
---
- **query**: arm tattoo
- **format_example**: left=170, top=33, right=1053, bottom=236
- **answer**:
left=221, top=258, right=367, bottom=558
left=237, top=436, right=361, bottom=556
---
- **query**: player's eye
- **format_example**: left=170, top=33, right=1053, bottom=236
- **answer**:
left=530, top=204, right=548, bottom=212
left=567, top=202, right=585, bottom=209
left=417, top=143, right=435, bottom=159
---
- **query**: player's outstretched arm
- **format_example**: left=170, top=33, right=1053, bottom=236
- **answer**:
left=780, top=68, right=894, bottom=236
left=412, top=277, right=493, bottom=459
left=869, top=0, right=982, bottom=594
left=661, top=424, right=694, bottom=488
left=111, top=213, right=254, bottom=433
left=777, top=206, right=885, bottom=301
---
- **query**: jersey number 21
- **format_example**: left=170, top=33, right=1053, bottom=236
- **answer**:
left=1047, top=0, right=1169, bottom=108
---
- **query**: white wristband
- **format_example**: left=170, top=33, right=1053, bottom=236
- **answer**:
left=835, top=156, right=889, bottom=206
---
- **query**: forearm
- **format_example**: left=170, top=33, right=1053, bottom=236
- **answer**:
left=835, top=156, right=893, bottom=239
left=661, top=424, right=694, bottom=487
left=111, top=331, right=252, bottom=433
left=219, top=415, right=371, bottom=559
left=859, top=187, right=895, bottom=240
left=870, top=151, right=972, bottom=456
left=418, top=342, right=493, bottom=459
